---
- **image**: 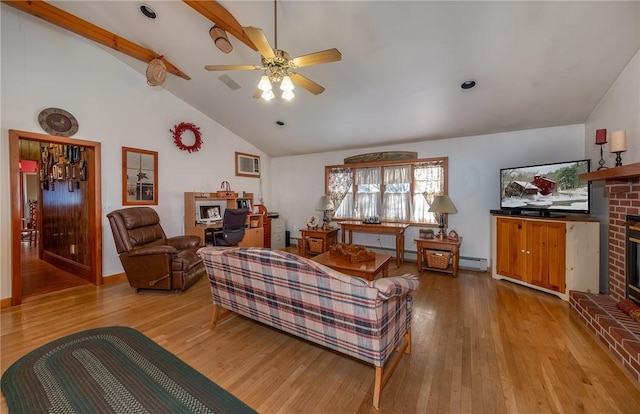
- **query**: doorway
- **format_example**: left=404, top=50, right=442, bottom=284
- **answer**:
left=9, top=129, right=103, bottom=306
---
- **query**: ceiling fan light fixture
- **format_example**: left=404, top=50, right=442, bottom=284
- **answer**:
left=258, top=75, right=272, bottom=91
left=282, top=90, right=295, bottom=101
left=262, top=89, right=275, bottom=101
left=280, top=75, right=294, bottom=91
left=209, top=26, right=233, bottom=54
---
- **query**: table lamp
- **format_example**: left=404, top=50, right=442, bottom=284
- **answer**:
left=427, top=195, right=458, bottom=239
left=316, top=195, right=335, bottom=229
left=610, top=130, right=627, bottom=167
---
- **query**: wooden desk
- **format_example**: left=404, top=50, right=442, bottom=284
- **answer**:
left=339, top=221, right=409, bottom=267
left=312, top=251, right=391, bottom=281
left=415, top=237, right=463, bottom=277
left=299, top=228, right=339, bottom=255
left=190, top=217, right=264, bottom=248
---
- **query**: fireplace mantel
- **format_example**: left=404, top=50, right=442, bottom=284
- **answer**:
left=579, top=162, right=640, bottom=182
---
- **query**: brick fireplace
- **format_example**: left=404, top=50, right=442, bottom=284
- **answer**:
left=570, top=163, right=640, bottom=382
left=606, top=178, right=640, bottom=301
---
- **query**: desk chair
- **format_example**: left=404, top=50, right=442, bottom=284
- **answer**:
left=212, top=208, right=250, bottom=246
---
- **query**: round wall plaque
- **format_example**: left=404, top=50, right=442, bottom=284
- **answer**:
left=38, top=108, right=79, bottom=137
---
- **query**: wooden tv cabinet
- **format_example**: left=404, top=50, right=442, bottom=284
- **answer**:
left=490, top=214, right=599, bottom=301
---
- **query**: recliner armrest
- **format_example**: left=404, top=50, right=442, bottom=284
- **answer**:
left=166, top=235, right=201, bottom=250
left=128, top=245, right=177, bottom=257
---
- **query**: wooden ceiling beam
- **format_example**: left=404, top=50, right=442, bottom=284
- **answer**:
left=2, top=0, right=190, bottom=80
left=182, top=0, right=257, bottom=52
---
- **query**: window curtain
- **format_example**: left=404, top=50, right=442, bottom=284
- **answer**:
left=412, top=161, right=444, bottom=223
left=354, top=167, right=380, bottom=219
left=382, top=165, right=411, bottom=221
left=328, top=168, right=352, bottom=218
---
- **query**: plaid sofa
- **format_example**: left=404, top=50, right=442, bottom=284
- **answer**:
left=197, top=247, right=419, bottom=408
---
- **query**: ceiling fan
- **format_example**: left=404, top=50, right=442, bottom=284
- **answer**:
left=204, top=0, right=341, bottom=100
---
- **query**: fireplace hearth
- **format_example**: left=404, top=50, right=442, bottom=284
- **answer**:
left=627, top=215, right=640, bottom=305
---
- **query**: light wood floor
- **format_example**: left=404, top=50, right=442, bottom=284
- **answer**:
left=2, top=259, right=640, bottom=413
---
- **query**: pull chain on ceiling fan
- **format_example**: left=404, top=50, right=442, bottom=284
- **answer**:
left=204, top=0, right=341, bottom=101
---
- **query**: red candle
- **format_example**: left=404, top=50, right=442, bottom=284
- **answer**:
left=595, top=129, right=607, bottom=145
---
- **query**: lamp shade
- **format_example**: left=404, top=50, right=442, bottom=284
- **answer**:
left=610, top=130, right=627, bottom=152
left=258, top=75, right=272, bottom=91
left=316, top=195, right=335, bottom=211
left=428, top=195, right=458, bottom=214
left=280, top=75, right=294, bottom=91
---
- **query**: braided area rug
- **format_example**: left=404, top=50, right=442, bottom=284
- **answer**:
left=1, top=326, right=256, bottom=414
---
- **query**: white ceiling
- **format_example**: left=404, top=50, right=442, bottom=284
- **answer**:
left=45, top=1, right=640, bottom=157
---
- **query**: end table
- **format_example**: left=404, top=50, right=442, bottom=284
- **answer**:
left=415, top=236, right=463, bottom=277
left=299, top=227, right=339, bottom=256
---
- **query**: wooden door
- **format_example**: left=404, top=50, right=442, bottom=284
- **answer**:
left=496, top=218, right=527, bottom=280
left=527, top=221, right=566, bottom=291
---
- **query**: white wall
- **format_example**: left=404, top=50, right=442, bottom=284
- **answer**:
left=0, top=6, right=271, bottom=299
left=584, top=48, right=640, bottom=293
left=271, top=125, right=585, bottom=264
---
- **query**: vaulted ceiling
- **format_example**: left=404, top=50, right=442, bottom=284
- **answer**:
left=9, top=1, right=640, bottom=157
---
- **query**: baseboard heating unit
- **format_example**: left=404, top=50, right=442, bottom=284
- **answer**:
left=459, top=256, right=488, bottom=272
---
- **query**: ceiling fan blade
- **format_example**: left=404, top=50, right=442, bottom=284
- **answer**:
left=243, top=27, right=276, bottom=59
left=289, top=72, right=325, bottom=95
left=204, top=64, right=261, bottom=71
left=291, top=48, right=341, bottom=68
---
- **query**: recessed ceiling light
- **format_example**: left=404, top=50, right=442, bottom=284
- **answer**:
left=139, top=4, right=157, bottom=19
left=461, top=80, right=476, bottom=90
left=276, top=121, right=285, bottom=126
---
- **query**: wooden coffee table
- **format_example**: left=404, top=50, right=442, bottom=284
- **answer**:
left=311, top=251, right=391, bottom=281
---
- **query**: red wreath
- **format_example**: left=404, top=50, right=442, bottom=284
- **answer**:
left=171, top=122, right=202, bottom=152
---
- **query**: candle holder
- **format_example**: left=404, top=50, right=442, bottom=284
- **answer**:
left=595, top=129, right=608, bottom=170
left=597, top=144, right=607, bottom=170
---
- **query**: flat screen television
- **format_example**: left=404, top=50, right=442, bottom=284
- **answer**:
left=499, top=159, right=591, bottom=216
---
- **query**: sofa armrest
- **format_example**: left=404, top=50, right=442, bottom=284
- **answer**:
left=166, top=235, right=201, bottom=250
left=371, top=274, right=420, bottom=300
left=128, top=245, right=176, bottom=257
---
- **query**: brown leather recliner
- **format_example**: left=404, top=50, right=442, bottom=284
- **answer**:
left=107, top=207, right=205, bottom=291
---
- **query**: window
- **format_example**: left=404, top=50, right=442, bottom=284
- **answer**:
left=326, top=157, right=447, bottom=225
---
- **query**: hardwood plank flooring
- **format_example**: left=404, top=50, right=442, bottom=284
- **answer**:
left=2, top=257, right=640, bottom=413
left=20, top=242, right=91, bottom=298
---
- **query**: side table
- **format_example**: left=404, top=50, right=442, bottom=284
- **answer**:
left=299, top=227, right=339, bottom=256
left=415, top=236, right=463, bottom=277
